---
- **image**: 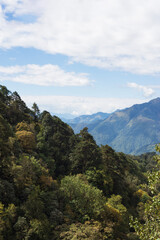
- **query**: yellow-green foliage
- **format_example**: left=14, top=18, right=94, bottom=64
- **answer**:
left=107, top=195, right=127, bottom=216
left=105, top=203, right=121, bottom=222
left=11, top=155, right=52, bottom=190
left=59, top=221, right=104, bottom=240
left=16, top=130, right=36, bottom=152
left=0, top=202, right=16, bottom=240
left=135, top=189, right=150, bottom=203
left=15, top=121, right=36, bottom=152
left=16, top=122, right=31, bottom=132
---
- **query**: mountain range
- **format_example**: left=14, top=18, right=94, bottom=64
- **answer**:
left=65, top=98, right=160, bottom=155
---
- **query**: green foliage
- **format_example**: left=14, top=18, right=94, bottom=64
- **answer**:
left=130, top=145, right=160, bottom=239
left=129, top=152, right=156, bottom=172
left=134, top=189, right=150, bottom=203
left=0, top=85, right=159, bottom=240
left=70, top=128, right=102, bottom=174
left=0, top=85, right=11, bottom=106
left=0, top=114, right=13, bottom=177
left=11, top=155, right=52, bottom=192
left=0, top=202, right=17, bottom=240
left=0, top=180, right=16, bottom=205
left=7, top=91, right=32, bottom=125
left=85, top=168, right=113, bottom=196
left=13, top=216, right=29, bottom=240
left=32, top=102, right=40, bottom=120
left=26, top=218, right=50, bottom=240
left=37, top=112, right=75, bottom=176
left=0, top=114, right=12, bottom=156
left=60, top=175, right=106, bottom=221
left=23, top=186, right=45, bottom=220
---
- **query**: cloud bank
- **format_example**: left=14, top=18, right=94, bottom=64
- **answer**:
left=0, top=64, right=91, bottom=86
left=22, top=95, right=146, bottom=116
left=1, top=1, right=160, bottom=74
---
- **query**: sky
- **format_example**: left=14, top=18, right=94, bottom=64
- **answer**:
left=0, top=0, right=160, bottom=118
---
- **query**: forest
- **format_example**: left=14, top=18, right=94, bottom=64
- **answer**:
left=0, top=85, right=159, bottom=240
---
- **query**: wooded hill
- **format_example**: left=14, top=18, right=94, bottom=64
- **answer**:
left=0, top=85, right=159, bottom=240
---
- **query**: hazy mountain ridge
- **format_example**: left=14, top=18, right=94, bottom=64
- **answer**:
left=68, top=98, right=160, bottom=155
left=65, top=112, right=110, bottom=133
left=67, top=112, right=110, bottom=124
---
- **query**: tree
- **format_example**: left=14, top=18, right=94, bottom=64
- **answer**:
left=0, top=180, right=16, bottom=205
left=37, top=113, right=75, bottom=176
left=0, top=202, right=17, bottom=239
left=85, top=168, right=113, bottom=196
left=15, top=122, right=36, bottom=153
left=0, top=85, right=11, bottom=119
left=0, top=114, right=13, bottom=177
left=0, top=85, right=11, bottom=105
left=11, top=155, right=52, bottom=193
left=58, top=221, right=104, bottom=240
left=60, top=175, right=106, bottom=221
left=16, top=130, right=36, bottom=153
left=7, top=91, right=32, bottom=124
left=130, top=145, right=160, bottom=240
left=32, top=103, right=40, bottom=120
left=70, top=128, right=102, bottom=174
left=0, top=114, right=12, bottom=158
left=23, top=186, right=45, bottom=220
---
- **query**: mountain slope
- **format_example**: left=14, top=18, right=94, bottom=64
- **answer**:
left=66, top=112, right=110, bottom=133
left=69, top=98, right=160, bottom=155
left=91, top=98, right=160, bottom=154
left=67, top=112, right=110, bottom=124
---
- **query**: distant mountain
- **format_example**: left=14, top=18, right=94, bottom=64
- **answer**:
left=65, top=112, right=110, bottom=133
left=67, top=112, right=110, bottom=124
left=51, top=113, right=76, bottom=120
left=68, top=98, right=160, bottom=155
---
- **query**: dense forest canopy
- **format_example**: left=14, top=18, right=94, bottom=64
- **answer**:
left=0, top=85, right=159, bottom=240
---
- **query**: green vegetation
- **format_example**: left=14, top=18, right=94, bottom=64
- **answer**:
left=130, top=145, right=160, bottom=239
left=0, top=85, right=159, bottom=239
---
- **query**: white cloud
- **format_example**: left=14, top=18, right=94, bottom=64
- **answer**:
left=0, top=64, right=91, bottom=86
left=1, top=1, right=160, bottom=74
left=0, top=0, right=43, bottom=16
left=127, top=82, right=154, bottom=97
left=22, top=95, right=146, bottom=116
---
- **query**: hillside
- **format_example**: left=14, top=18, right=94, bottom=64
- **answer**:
left=0, top=85, right=159, bottom=240
left=68, top=98, right=160, bottom=155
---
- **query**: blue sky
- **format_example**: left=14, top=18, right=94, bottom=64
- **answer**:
left=0, top=0, right=160, bottom=118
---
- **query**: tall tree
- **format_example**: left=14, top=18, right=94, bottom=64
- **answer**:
left=32, top=102, right=40, bottom=120
left=70, top=128, right=102, bottom=174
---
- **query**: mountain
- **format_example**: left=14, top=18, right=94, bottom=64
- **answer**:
left=68, top=98, right=160, bottom=155
left=51, top=113, right=76, bottom=120
left=65, top=112, right=110, bottom=133
left=67, top=112, right=110, bottom=124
